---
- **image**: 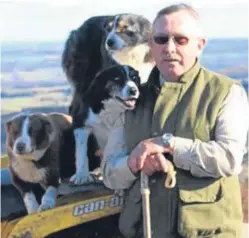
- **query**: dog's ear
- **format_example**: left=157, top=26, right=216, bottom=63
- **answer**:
left=5, top=112, right=29, bottom=133
left=86, top=69, right=111, bottom=102
left=43, top=120, right=53, bottom=134
left=92, top=68, right=112, bottom=86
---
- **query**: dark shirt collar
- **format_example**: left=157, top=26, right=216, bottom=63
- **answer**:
left=147, top=60, right=201, bottom=95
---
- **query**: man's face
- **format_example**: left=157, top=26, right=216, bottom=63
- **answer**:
left=151, top=10, right=206, bottom=80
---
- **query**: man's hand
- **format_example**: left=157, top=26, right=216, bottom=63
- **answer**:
left=128, top=137, right=171, bottom=174
left=142, top=153, right=169, bottom=176
left=138, top=153, right=177, bottom=188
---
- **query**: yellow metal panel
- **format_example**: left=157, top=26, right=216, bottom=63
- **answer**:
left=8, top=193, right=122, bottom=238
left=1, top=155, right=9, bottom=169
left=1, top=155, right=122, bottom=238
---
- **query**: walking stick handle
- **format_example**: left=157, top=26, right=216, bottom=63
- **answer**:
left=164, top=160, right=177, bottom=188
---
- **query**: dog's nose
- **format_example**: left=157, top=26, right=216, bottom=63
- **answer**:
left=16, top=142, right=26, bottom=153
left=107, top=38, right=115, bottom=47
left=129, top=87, right=138, bottom=96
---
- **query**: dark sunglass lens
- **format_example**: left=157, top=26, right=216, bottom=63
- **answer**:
left=174, top=36, right=189, bottom=45
left=154, top=36, right=169, bottom=45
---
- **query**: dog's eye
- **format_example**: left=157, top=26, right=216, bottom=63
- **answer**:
left=12, top=130, right=19, bottom=137
left=126, top=30, right=134, bottom=37
left=114, top=77, right=120, bottom=81
left=105, top=26, right=112, bottom=32
left=131, top=75, right=139, bottom=82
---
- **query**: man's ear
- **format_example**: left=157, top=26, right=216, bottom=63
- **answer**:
left=197, top=37, right=207, bottom=57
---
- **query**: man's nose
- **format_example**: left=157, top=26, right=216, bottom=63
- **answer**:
left=163, top=38, right=176, bottom=52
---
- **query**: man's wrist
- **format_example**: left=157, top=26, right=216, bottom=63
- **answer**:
left=157, top=133, right=175, bottom=154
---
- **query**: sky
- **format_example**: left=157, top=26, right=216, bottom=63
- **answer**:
left=0, top=0, right=248, bottom=42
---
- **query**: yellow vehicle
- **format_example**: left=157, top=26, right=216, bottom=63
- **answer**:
left=1, top=155, right=122, bottom=238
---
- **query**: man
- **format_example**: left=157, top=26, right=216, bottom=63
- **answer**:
left=101, top=4, right=249, bottom=238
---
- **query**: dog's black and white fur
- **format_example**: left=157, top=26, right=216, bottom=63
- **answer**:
left=62, top=13, right=153, bottom=185
left=62, top=13, right=153, bottom=96
left=5, top=113, right=76, bottom=214
left=69, top=65, right=140, bottom=184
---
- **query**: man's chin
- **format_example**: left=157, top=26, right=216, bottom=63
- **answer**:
left=161, top=69, right=182, bottom=80
left=162, top=60, right=180, bottom=68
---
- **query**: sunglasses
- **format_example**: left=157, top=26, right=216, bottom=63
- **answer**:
left=153, top=35, right=189, bottom=46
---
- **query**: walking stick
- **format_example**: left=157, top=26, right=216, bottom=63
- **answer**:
left=140, top=159, right=177, bottom=238
left=141, top=171, right=152, bottom=238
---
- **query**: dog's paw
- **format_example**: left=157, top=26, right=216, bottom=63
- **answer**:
left=69, top=173, right=96, bottom=185
left=38, top=199, right=56, bottom=212
left=26, top=203, right=39, bottom=214
left=24, top=192, right=39, bottom=214
left=91, top=167, right=103, bottom=181
left=27, top=203, right=39, bottom=214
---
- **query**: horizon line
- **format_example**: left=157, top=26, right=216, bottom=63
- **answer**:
left=2, top=37, right=248, bottom=44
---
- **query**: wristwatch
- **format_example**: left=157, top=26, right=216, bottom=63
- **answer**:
left=161, top=133, right=174, bottom=148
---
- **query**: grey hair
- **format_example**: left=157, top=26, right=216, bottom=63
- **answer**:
left=154, top=3, right=200, bottom=21
left=153, top=3, right=204, bottom=37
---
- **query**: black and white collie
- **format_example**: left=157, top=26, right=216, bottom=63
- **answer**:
left=5, top=113, right=76, bottom=213
left=69, top=65, right=140, bottom=185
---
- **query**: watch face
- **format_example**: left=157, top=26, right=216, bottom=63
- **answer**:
left=162, top=133, right=173, bottom=147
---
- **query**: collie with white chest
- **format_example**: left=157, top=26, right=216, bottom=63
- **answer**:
left=70, top=65, right=141, bottom=185
left=6, top=112, right=75, bottom=214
